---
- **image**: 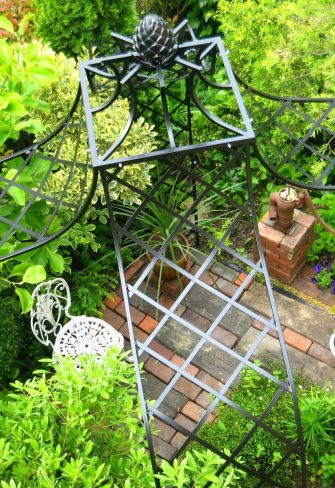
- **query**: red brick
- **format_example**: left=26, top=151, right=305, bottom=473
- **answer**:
left=150, top=340, right=174, bottom=360
left=171, top=354, right=199, bottom=376
left=181, top=309, right=210, bottom=333
left=216, top=278, right=239, bottom=297
left=171, top=432, right=187, bottom=449
left=211, top=327, right=238, bottom=348
left=308, top=343, right=335, bottom=368
left=181, top=401, right=206, bottom=422
left=104, top=294, right=122, bottom=310
left=195, top=390, right=213, bottom=409
left=258, top=221, right=284, bottom=247
left=280, top=224, right=310, bottom=255
left=119, top=323, right=130, bottom=340
left=139, top=316, right=158, bottom=333
left=160, top=274, right=189, bottom=298
left=119, top=323, right=149, bottom=344
left=267, top=264, right=302, bottom=284
left=102, top=308, right=124, bottom=330
left=115, top=301, right=145, bottom=326
left=152, top=418, right=176, bottom=442
left=294, top=210, right=315, bottom=230
left=196, top=371, right=224, bottom=392
left=234, top=272, right=253, bottom=289
left=174, top=377, right=202, bottom=400
left=191, top=265, right=216, bottom=286
left=210, top=263, right=239, bottom=283
left=252, top=319, right=279, bottom=339
left=144, top=357, right=175, bottom=383
left=159, top=294, right=186, bottom=316
left=134, top=327, right=149, bottom=344
left=124, top=259, right=144, bottom=281
left=283, top=329, right=312, bottom=352
left=181, top=401, right=215, bottom=423
left=152, top=436, right=177, bottom=460
left=174, top=413, right=196, bottom=432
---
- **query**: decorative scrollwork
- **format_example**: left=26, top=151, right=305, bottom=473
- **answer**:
left=31, top=278, right=72, bottom=348
left=53, top=316, right=124, bottom=358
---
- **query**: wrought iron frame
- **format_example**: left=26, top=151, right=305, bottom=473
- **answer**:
left=0, top=88, right=98, bottom=263
left=235, top=74, right=335, bottom=191
left=4, top=12, right=335, bottom=486
left=79, top=18, right=307, bottom=487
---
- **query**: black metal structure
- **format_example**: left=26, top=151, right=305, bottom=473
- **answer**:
left=0, top=89, right=97, bottom=262
left=236, top=74, right=335, bottom=191
left=4, top=12, right=335, bottom=487
left=78, top=15, right=307, bottom=487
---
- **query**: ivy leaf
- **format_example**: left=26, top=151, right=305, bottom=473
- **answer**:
left=14, top=119, right=44, bottom=133
left=9, top=262, right=31, bottom=277
left=47, top=250, right=64, bottom=274
left=0, top=16, right=14, bottom=34
left=8, top=186, right=26, bottom=206
left=15, top=288, right=33, bottom=313
left=22, top=264, right=46, bottom=284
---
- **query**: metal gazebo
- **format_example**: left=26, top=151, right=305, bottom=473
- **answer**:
left=3, top=13, right=335, bottom=486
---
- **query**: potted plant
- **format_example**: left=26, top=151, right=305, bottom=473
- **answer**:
left=114, top=171, right=230, bottom=289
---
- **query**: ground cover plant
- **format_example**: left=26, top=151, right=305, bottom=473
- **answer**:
left=193, top=364, right=335, bottom=487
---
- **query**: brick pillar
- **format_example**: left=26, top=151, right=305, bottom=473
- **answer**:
left=253, top=210, right=315, bottom=284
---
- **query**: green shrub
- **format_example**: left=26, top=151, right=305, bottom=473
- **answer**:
left=0, top=351, right=155, bottom=486
left=216, top=0, right=335, bottom=97
left=68, top=261, right=118, bottom=317
left=0, top=295, right=25, bottom=387
left=0, top=16, right=58, bottom=155
left=0, top=352, right=242, bottom=487
left=33, top=0, right=138, bottom=58
left=307, top=193, right=335, bottom=261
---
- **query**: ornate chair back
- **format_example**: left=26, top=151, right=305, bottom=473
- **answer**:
left=31, top=278, right=73, bottom=349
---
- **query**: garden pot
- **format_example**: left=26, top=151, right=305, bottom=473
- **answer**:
left=147, top=233, right=190, bottom=280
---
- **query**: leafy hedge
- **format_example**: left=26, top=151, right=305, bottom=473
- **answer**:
left=33, top=0, right=138, bottom=58
left=0, top=296, right=25, bottom=387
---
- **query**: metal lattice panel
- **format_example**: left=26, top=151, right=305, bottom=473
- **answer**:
left=101, top=149, right=306, bottom=487
left=78, top=15, right=307, bottom=487
left=0, top=89, right=97, bottom=262
left=236, top=75, right=335, bottom=191
left=0, top=14, right=311, bottom=487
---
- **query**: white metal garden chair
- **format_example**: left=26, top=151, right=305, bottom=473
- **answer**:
left=31, top=278, right=124, bottom=359
left=330, top=333, right=335, bottom=358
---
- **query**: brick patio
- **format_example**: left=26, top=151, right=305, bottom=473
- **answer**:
left=102, top=258, right=335, bottom=460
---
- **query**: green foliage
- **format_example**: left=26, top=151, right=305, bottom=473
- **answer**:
left=0, top=0, right=35, bottom=40
left=0, top=295, right=24, bottom=387
left=68, top=261, right=118, bottom=317
left=157, top=449, right=246, bottom=487
left=215, top=0, right=335, bottom=186
left=193, top=362, right=335, bottom=487
left=216, top=0, right=335, bottom=97
left=33, top=0, right=138, bottom=58
left=308, top=193, right=335, bottom=261
left=287, top=386, right=335, bottom=464
left=137, top=0, right=219, bottom=35
left=0, top=352, right=248, bottom=486
left=0, top=16, right=57, bottom=154
left=0, top=351, right=155, bottom=486
left=0, top=51, right=157, bottom=313
left=194, top=364, right=298, bottom=487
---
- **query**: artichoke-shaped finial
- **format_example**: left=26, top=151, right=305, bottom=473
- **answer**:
left=133, top=14, right=176, bottom=66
